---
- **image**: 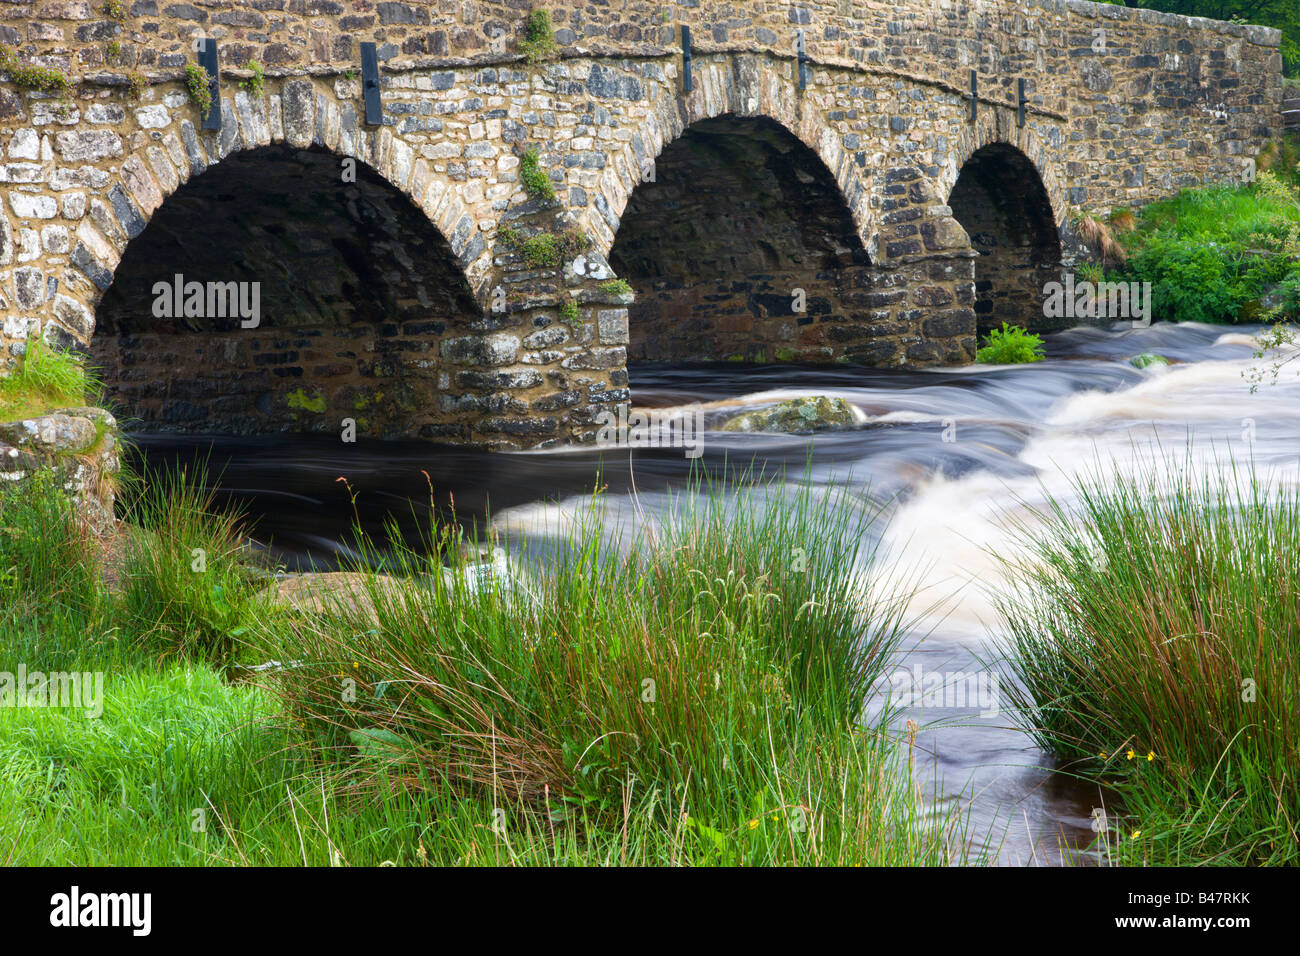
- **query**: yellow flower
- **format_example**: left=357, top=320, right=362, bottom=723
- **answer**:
left=1126, top=749, right=1135, bottom=760
left=1131, top=830, right=1140, bottom=840
left=352, top=662, right=359, bottom=669
left=747, top=818, right=759, bottom=830
left=1146, top=751, right=1155, bottom=762
left=1098, top=751, right=1107, bottom=759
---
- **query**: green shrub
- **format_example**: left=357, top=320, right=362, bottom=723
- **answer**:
left=975, top=322, right=1045, bottom=364
left=0, top=45, right=72, bottom=96
left=600, top=278, right=633, bottom=297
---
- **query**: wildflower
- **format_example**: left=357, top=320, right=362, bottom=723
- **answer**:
left=353, top=662, right=359, bottom=669
left=1146, top=751, right=1155, bottom=762
left=1131, top=830, right=1140, bottom=840
left=747, top=818, right=759, bottom=830
left=1126, top=749, right=1135, bottom=760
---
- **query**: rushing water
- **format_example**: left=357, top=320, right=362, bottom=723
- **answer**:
left=129, top=321, right=1300, bottom=865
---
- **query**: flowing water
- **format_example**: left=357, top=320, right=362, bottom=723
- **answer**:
left=129, top=321, right=1300, bottom=865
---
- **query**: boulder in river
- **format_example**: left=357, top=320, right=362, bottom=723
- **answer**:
left=1129, top=353, right=1170, bottom=369
left=721, top=396, right=858, bottom=434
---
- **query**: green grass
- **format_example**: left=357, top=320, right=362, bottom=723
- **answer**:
left=256, top=478, right=959, bottom=865
left=0, top=465, right=962, bottom=866
left=0, top=336, right=97, bottom=421
left=996, top=455, right=1300, bottom=865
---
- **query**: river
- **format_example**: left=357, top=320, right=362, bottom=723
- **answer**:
left=128, top=320, right=1300, bottom=865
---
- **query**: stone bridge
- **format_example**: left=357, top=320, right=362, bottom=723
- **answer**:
left=0, top=0, right=1283, bottom=448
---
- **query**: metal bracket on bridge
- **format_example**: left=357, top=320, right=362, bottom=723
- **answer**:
left=796, top=29, right=808, bottom=90
left=969, top=70, right=977, bottom=124
left=361, top=42, right=383, bottom=126
left=196, top=39, right=220, bottom=131
left=681, top=25, right=692, bottom=93
left=1017, top=77, right=1028, bottom=128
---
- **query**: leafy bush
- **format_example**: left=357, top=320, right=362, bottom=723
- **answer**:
left=1111, top=172, right=1300, bottom=324
left=975, top=323, right=1045, bottom=364
left=184, top=61, right=212, bottom=116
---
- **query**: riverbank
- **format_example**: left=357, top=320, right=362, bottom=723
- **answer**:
left=0, top=465, right=962, bottom=866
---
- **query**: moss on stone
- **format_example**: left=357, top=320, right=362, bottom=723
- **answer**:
left=286, top=389, right=327, bottom=414
left=720, top=396, right=857, bottom=434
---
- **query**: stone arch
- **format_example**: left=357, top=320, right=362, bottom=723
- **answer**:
left=90, top=140, right=484, bottom=439
left=583, top=53, right=878, bottom=260
left=31, top=77, right=494, bottom=363
left=944, top=127, right=1065, bottom=333
left=589, top=54, right=878, bottom=365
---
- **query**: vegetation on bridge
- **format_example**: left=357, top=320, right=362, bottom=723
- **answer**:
left=1105, top=0, right=1300, bottom=76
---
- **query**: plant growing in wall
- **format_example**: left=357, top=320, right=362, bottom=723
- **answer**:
left=0, top=45, right=72, bottom=97
left=240, top=59, right=265, bottom=97
left=184, top=61, right=212, bottom=116
left=102, top=0, right=127, bottom=20
left=519, top=148, right=556, bottom=202
left=560, top=298, right=582, bottom=328
left=518, top=9, right=557, bottom=65
left=499, top=225, right=590, bottom=269
left=125, top=71, right=147, bottom=99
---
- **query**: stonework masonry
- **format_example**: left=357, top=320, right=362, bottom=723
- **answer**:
left=0, top=0, right=1283, bottom=447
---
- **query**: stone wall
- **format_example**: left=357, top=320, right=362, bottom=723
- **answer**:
left=0, top=0, right=1284, bottom=448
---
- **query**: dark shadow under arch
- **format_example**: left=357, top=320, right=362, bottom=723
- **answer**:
left=948, top=143, right=1062, bottom=334
left=93, top=145, right=480, bottom=439
left=608, top=114, right=871, bottom=364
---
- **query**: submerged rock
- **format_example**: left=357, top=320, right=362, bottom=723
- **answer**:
left=1129, top=352, right=1170, bottom=369
left=721, top=396, right=858, bottom=434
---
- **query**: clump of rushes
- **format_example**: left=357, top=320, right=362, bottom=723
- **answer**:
left=519, top=147, right=555, bottom=202
left=0, top=45, right=72, bottom=96
left=184, top=61, right=212, bottom=116
left=518, top=9, right=556, bottom=65
left=256, top=474, right=960, bottom=864
left=996, top=456, right=1300, bottom=865
left=600, top=278, right=632, bottom=297
left=240, top=59, right=265, bottom=96
left=114, top=463, right=266, bottom=667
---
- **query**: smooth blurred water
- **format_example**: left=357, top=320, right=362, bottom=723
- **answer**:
left=129, top=320, right=1300, bottom=865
